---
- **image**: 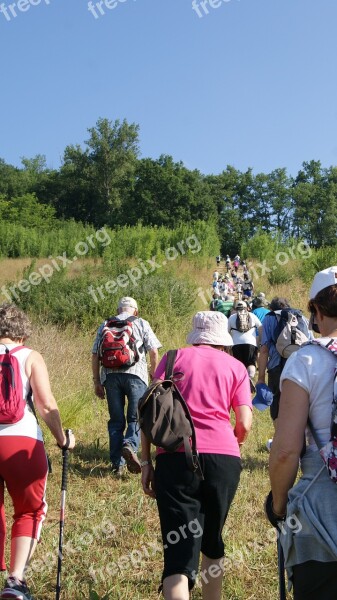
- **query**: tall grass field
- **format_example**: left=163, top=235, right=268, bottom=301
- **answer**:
left=1, top=227, right=334, bottom=600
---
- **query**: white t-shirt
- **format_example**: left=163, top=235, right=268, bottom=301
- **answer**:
left=280, top=339, right=337, bottom=451
left=0, top=344, right=43, bottom=441
left=228, top=313, right=262, bottom=346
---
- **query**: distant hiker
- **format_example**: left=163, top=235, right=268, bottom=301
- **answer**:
left=228, top=300, right=262, bottom=392
left=242, top=273, right=254, bottom=298
left=236, top=278, right=243, bottom=301
left=225, top=255, right=231, bottom=272
left=0, top=304, right=75, bottom=600
left=225, top=274, right=235, bottom=293
left=140, top=311, right=252, bottom=600
left=212, top=280, right=221, bottom=298
left=233, top=259, right=239, bottom=274
left=210, top=297, right=234, bottom=318
left=242, top=261, right=249, bottom=275
left=92, top=296, right=161, bottom=477
left=213, top=270, right=220, bottom=282
left=257, top=297, right=311, bottom=424
left=218, top=277, right=228, bottom=298
left=267, top=266, right=337, bottom=598
left=216, top=255, right=221, bottom=267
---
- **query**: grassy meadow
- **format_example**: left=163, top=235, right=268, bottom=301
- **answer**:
left=0, top=243, right=321, bottom=600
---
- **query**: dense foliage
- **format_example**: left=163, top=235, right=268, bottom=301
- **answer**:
left=1, top=117, right=337, bottom=254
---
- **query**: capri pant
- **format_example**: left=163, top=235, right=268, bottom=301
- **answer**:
left=154, top=452, right=242, bottom=589
left=0, top=436, right=48, bottom=571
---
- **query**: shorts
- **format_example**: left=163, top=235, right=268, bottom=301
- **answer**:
left=154, top=452, right=242, bottom=589
left=232, top=344, right=258, bottom=368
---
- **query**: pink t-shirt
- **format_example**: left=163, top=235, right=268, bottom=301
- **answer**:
left=155, top=346, right=252, bottom=457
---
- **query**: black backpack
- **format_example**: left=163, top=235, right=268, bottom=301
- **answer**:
left=137, top=350, right=203, bottom=477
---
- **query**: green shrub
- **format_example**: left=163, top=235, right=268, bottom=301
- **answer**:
left=267, top=267, right=294, bottom=286
left=299, top=246, right=337, bottom=285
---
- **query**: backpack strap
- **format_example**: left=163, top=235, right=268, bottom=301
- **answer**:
left=3, top=346, right=53, bottom=473
left=165, top=349, right=177, bottom=379
left=306, top=339, right=337, bottom=448
left=164, top=349, right=203, bottom=479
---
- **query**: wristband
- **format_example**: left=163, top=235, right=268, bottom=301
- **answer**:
left=264, top=491, right=286, bottom=529
left=140, top=460, right=152, bottom=468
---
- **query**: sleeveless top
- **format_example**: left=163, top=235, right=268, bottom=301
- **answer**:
left=0, top=343, right=43, bottom=441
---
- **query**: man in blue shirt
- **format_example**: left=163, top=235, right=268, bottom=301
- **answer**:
left=257, top=297, right=311, bottom=422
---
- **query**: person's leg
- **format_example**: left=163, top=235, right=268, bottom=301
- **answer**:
left=247, top=365, right=256, bottom=378
left=104, top=374, right=126, bottom=467
left=292, top=560, right=337, bottom=600
left=163, top=574, right=189, bottom=600
left=123, top=374, right=147, bottom=452
left=154, top=454, right=203, bottom=595
left=200, top=555, right=224, bottom=600
left=247, top=350, right=256, bottom=379
left=9, top=537, right=37, bottom=580
left=267, top=364, right=283, bottom=432
left=200, top=454, right=242, bottom=600
left=0, top=479, right=6, bottom=571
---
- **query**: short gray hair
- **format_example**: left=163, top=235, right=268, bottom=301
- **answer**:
left=0, top=304, right=32, bottom=340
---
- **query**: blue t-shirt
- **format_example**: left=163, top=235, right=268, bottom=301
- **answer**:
left=252, top=307, right=269, bottom=322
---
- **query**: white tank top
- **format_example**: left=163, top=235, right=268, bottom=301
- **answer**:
left=0, top=343, right=43, bottom=441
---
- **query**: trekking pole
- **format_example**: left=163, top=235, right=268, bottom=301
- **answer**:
left=56, top=429, right=72, bottom=600
left=277, top=536, right=286, bottom=600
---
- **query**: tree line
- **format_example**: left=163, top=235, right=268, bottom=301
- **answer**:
left=1, top=117, right=337, bottom=254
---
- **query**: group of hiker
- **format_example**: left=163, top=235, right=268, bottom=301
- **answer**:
left=1, top=258, right=337, bottom=600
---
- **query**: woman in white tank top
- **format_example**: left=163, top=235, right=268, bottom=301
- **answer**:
left=0, top=304, right=75, bottom=600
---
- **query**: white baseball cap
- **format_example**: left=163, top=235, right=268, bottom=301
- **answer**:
left=118, top=296, right=138, bottom=310
left=235, top=300, right=247, bottom=310
left=309, top=266, right=337, bottom=299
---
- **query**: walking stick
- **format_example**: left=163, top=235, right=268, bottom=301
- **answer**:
left=56, top=429, right=72, bottom=600
left=277, top=536, right=286, bottom=600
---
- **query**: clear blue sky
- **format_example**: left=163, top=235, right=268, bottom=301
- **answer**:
left=1, top=0, right=337, bottom=177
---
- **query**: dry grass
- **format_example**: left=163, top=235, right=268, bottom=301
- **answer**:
left=0, top=257, right=308, bottom=599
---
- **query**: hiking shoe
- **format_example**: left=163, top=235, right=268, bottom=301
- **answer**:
left=111, top=465, right=124, bottom=478
left=0, top=576, right=34, bottom=599
left=121, top=444, right=141, bottom=474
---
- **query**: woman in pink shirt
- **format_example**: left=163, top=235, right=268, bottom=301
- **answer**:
left=141, top=311, right=252, bottom=600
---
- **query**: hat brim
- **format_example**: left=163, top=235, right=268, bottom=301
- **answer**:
left=186, top=331, right=233, bottom=347
left=252, top=397, right=271, bottom=411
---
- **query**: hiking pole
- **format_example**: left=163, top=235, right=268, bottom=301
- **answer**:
left=56, top=429, right=72, bottom=600
left=277, top=536, right=286, bottom=600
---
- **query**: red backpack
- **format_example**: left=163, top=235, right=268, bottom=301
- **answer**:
left=98, top=316, right=140, bottom=369
left=0, top=346, right=26, bottom=424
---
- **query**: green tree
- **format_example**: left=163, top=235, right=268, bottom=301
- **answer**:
left=125, top=155, right=218, bottom=227
left=57, top=118, right=139, bottom=226
left=0, top=193, right=56, bottom=229
left=292, top=161, right=337, bottom=246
